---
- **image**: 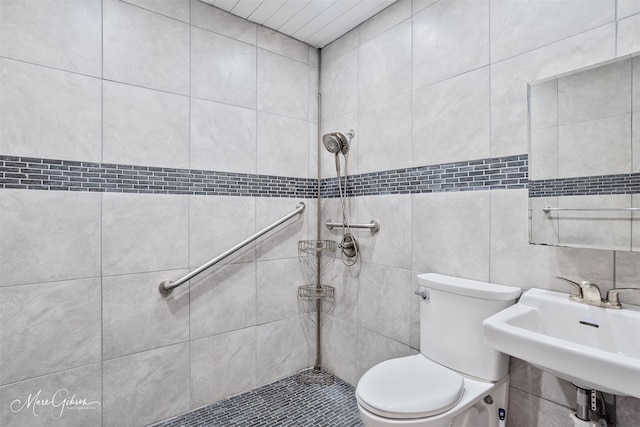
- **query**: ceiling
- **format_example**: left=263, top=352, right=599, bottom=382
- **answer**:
left=199, top=0, right=398, bottom=48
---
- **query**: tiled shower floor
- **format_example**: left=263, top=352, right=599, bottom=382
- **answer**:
left=150, top=372, right=364, bottom=427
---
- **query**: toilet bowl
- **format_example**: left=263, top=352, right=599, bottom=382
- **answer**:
left=356, top=354, right=509, bottom=427
left=355, top=273, right=520, bottom=427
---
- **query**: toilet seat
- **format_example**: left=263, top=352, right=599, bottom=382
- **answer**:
left=356, top=354, right=464, bottom=419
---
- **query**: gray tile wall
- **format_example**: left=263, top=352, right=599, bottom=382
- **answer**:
left=319, top=1, right=640, bottom=426
left=0, top=1, right=318, bottom=426
left=2, top=0, right=640, bottom=426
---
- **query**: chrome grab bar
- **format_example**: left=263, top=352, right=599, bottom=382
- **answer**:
left=325, top=219, right=380, bottom=233
left=159, top=202, right=306, bottom=296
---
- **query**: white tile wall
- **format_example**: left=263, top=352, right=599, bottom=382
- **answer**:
left=0, top=3, right=317, bottom=424
left=0, top=0, right=102, bottom=77
left=103, top=81, right=190, bottom=169
left=412, top=0, right=489, bottom=88
left=3, top=0, right=640, bottom=425
left=0, top=59, right=102, bottom=162
left=191, top=26, right=257, bottom=108
left=103, top=0, right=190, bottom=95
left=320, top=2, right=640, bottom=424
left=190, top=98, right=257, bottom=173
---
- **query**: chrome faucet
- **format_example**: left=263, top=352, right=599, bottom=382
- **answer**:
left=557, top=277, right=603, bottom=307
left=557, top=277, right=640, bottom=309
left=604, top=288, right=640, bottom=309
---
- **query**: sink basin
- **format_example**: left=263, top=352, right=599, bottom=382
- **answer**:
left=483, top=288, right=640, bottom=397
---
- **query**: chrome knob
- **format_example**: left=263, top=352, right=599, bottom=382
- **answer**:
left=414, top=290, right=430, bottom=301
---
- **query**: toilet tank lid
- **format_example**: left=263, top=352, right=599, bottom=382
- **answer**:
left=417, top=273, right=521, bottom=301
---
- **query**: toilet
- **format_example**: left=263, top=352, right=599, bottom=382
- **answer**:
left=356, top=273, right=521, bottom=427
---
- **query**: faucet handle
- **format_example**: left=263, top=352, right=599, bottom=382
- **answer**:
left=556, top=276, right=585, bottom=302
left=604, top=288, right=640, bottom=309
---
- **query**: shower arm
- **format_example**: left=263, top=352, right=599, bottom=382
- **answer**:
left=159, top=202, right=306, bottom=296
left=325, top=219, right=380, bottom=233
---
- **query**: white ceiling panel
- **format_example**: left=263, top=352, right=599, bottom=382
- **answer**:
left=230, top=0, right=264, bottom=18
left=247, top=0, right=287, bottom=22
left=211, top=0, right=239, bottom=12
left=200, top=0, right=398, bottom=48
left=263, top=1, right=310, bottom=29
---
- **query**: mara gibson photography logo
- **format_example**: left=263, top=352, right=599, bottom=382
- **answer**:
left=10, top=388, right=101, bottom=419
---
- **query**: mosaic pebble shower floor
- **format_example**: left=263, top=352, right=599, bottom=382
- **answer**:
left=150, top=373, right=364, bottom=427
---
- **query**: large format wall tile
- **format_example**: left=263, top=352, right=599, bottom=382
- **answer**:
left=411, top=191, right=491, bottom=281
left=102, top=193, right=189, bottom=276
left=358, top=195, right=412, bottom=269
left=489, top=190, right=615, bottom=291
left=557, top=114, right=631, bottom=177
left=0, top=0, right=102, bottom=77
left=412, top=0, right=489, bottom=89
left=103, top=81, right=190, bottom=169
left=558, top=194, right=632, bottom=251
left=124, top=0, right=190, bottom=22
left=557, top=58, right=631, bottom=126
left=190, top=98, right=257, bottom=174
left=358, top=93, right=412, bottom=173
left=490, top=24, right=614, bottom=157
left=256, top=258, right=302, bottom=324
left=189, top=196, right=256, bottom=267
left=358, top=0, right=411, bottom=46
left=190, top=328, right=257, bottom=407
left=359, top=20, right=411, bottom=107
left=256, top=316, right=308, bottom=385
left=258, top=27, right=309, bottom=64
left=618, top=0, right=640, bottom=18
left=617, top=13, right=640, bottom=56
left=191, top=26, right=257, bottom=109
left=257, top=50, right=309, bottom=120
left=506, top=388, right=573, bottom=427
left=257, top=112, right=309, bottom=177
left=321, top=316, right=357, bottom=386
left=102, top=343, right=190, bottom=427
left=357, top=263, right=411, bottom=345
left=190, top=0, right=256, bottom=44
left=356, top=327, right=412, bottom=381
left=103, top=0, right=189, bottom=94
left=190, top=262, right=257, bottom=339
left=255, top=197, right=309, bottom=261
left=321, top=49, right=358, bottom=122
left=490, top=0, right=614, bottom=63
left=102, top=269, right=190, bottom=360
left=0, top=59, right=102, bottom=162
left=509, top=358, right=576, bottom=409
left=0, top=364, right=102, bottom=427
left=413, top=66, right=490, bottom=166
left=0, top=278, right=101, bottom=385
left=0, top=190, right=101, bottom=286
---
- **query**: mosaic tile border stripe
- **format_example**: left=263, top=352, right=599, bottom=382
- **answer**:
left=529, top=173, right=640, bottom=197
left=0, top=155, right=318, bottom=198
left=320, top=154, right=529, bottom=198
left=0, top=154, right=532, bottom=198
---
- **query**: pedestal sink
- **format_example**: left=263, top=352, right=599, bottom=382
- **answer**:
left=482, top=288, right=640, bottom=398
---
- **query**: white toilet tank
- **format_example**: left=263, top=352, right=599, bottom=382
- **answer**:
left=417, top=273, right=521, bottom=382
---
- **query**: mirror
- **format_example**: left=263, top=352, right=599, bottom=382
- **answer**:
left=528, top=52, right=640, bottom=251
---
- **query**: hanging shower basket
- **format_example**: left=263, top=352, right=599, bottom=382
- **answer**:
left=296, top=240, right=337, bottom=385
left=297, top=240, right=337, bottom=284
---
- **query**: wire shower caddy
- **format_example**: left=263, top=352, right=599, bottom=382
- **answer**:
left=296, top=240, right=336, bottom=385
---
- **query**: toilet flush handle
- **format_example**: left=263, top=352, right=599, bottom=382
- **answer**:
left=414, top=289, right=430, bottom=301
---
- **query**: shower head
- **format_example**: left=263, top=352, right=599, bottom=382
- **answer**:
left=322, top=130, right=354, bottom=155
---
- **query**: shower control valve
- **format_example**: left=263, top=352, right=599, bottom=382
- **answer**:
left=414, top=290, right=430, bottom=301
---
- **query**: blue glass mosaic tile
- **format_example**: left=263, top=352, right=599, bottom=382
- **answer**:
left=149, top=372, right=363, bottom=427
